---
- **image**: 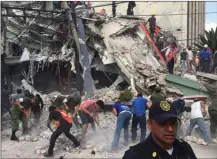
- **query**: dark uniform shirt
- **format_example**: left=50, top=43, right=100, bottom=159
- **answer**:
left=148, top=17, right=156, bottom=28
left=48, top=110, right=70, bottom=127
left=180, top=51, right=188, bottom=61
left=123, top=134, right=197, bottom=159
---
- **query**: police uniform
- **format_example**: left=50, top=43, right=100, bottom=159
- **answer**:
left=45, top=106, right=80, bottom=157
left=123, top=101, right=197, bottom=159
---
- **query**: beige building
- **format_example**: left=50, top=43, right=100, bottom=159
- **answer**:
left=93, top=1, right=205, bottom=47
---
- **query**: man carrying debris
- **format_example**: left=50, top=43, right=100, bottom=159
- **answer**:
left=44, top=106, right=80, bottom=157
left=111, top=100, right=132, bottom=150
left=208, top=95, right=217, bottom=140
left=123, top=101, right=197, bottom=159
left=132, top=93, right=151, bottom=142
left=150, top=86, right=166, bottom=103
left=180, top=48, right=188, bottom=76
left=165, top=43, right=179, bottom=74
left=10, top=94, right=35, bottom=141
left=199, top=44, right=212, bottom=73
left=185, top=98, right=211, bottom=145
left=78, top=99, right=105, bottom=140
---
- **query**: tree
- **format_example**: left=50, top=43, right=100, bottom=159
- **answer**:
left=194, top=27, right=217, bottom=53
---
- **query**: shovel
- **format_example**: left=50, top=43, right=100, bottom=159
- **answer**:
left=93, top=117, right=109, bottom=140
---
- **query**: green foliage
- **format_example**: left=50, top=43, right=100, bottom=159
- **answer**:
left=119, top=89, right=133, bottom=102
left=194, top=27, right=217, bottom=52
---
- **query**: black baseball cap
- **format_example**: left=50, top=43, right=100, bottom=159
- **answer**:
left=149, top=101, right=179, bottom=122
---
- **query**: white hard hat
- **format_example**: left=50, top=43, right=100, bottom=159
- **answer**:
left=204, top=44, right=208, bottom=48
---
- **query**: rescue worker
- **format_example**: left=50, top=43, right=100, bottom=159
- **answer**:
left=131, top=93, right=151, bottom=142
left=165, top=43, right=179, bottom=74
left=127, top=1, right=136, bottom=15
left=112, top=1, right=117, bottom=17
left=199, top=44, right=212, bottom=73
left=146, top=13, right=156, bottom=38
left=180, top=48, right=188, bottom=76
left=123, top=101, right=197, bottom=159
left=78, top=99, right=105, bottom=140
left=31, top=94, right=43, bottom=125
left=111, top=100, right=132, bottom=150
left=44, top=106, right=80, bottom=157
left=208, top=95, right=217, bottom=139
left=185, top=98, right=211, bottom=145
left=150, top=86, right=166, bottom=103
left=10, top=94, right=34, bottom=141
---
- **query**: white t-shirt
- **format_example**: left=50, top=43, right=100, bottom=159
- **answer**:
left=190, top=101, right=203, bottom=119
left=187, top=50, right=193, bottom=60
left=166, top=147, right=174, bottom=155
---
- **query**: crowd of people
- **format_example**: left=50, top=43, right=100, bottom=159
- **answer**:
left=1, top=84, right=217, bottom=158
left=164, top=43, right=216, bottom=75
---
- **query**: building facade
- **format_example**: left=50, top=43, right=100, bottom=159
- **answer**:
left=93, top=1, right=205, bottom=47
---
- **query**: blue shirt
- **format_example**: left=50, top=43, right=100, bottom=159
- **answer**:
left=132, top=97, right=148, bottom=115
left=113, top=103, right=131, bottom=114
left=200, top=49, right=211, bottom=61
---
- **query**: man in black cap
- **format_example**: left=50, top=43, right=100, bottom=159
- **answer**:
left=123, top=101, right=197, bottom=159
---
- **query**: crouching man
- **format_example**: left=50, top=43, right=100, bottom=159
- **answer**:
left=78, top=99, right=105, bottom=141
left=111, top=101, right=132, bottom=151
left=44, top=106, right=80, bottom=157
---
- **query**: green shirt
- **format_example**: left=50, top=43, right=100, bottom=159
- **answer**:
left=150, top=92, right=166, bottom=103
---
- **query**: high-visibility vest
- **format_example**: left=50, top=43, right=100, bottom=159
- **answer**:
left=166, top=48, right=178, bottom=61
left=56, top=109, right=72, bottom=124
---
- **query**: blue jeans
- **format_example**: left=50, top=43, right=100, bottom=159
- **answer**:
left=186, top=118, right=210, bottom=143
left=181, top=60, right=187, bottom=75
left=111, top=111, right=131, bottom=149
left=132, top=114, right=146, bottom=142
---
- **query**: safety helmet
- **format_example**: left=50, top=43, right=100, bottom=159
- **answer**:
left=204, top=44, right=208, bottom=48
left=152, top=12, right=156, bottom=16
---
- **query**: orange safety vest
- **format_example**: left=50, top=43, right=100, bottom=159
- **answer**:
left=56, top=109, right=72, bottom=125
left=166, top=48, right=178, bottom=61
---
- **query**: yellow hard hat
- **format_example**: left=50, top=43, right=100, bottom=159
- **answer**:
left=152, top=12, right=156, bottom=16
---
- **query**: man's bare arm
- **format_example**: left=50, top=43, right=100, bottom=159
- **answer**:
left=146, top=102, right=152, bottom=109
left=113, top=108, right=118, bottom=117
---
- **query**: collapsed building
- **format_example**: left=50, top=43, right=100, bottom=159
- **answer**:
left=1, top=1, right=186, bottom=101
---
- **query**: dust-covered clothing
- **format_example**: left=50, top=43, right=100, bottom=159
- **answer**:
left=10, top=104, right=28, bottom=132
left=78, top=111, right=94, bottom=125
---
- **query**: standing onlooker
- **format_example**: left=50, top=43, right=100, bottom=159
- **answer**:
left=199, top=44, right=212, bottom=73
left=180, top=48, right=188, bottom=76
left=111, top=101, right=132, bottom=150
left=165, top=43, right=179, bottom=74
left=127, top=1, right=136, bottom=15
left=185, top=98, right=211, bottom=145
left=112, top=1, right=117, bottom=17
left=131, top=93, right=151, bottom=142
left=187, top=46, right=194, bottom=71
